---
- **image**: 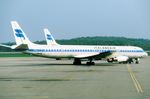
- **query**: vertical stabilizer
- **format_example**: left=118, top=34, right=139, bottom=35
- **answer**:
left=11, top=21, right=32, bottom=45
left=44, top=28, right=59, bottom=45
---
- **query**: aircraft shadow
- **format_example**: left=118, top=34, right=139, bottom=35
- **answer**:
left=11, top=62, right=119, bottom=67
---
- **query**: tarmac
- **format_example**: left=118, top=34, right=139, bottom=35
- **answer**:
left=0, top=57, right=150, bottom=99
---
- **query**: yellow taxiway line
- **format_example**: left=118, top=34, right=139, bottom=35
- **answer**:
left=127, top=64, right=143, bottom=93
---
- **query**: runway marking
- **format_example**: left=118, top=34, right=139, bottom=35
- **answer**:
left=127, top=64, right=143, bottom=93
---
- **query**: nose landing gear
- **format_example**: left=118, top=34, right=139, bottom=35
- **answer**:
left=135, top=58, right=139, bottom=64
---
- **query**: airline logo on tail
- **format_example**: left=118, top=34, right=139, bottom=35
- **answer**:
left=15, top=29, right=25, bottom=39
left=46, top=34, right=53, bottom=41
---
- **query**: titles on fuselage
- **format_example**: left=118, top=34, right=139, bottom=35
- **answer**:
left=94, top=46, right=116, bottom=50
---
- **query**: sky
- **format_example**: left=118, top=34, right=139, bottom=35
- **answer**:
left=0, top=0, right=150, bottom=43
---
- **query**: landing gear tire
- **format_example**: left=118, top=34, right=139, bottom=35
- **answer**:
left=86, top=62, right=95, bottom=65
left=128, top=58, right=133, bottom=64
left=135, top=58, right=139, bottom=64
left=86, top=58, right=95, bottom=65
left=73, top=58, right=81, bottom=65
left=128, top=61, right=132, bottom=64
left=107, top=58, right=114, bottom=63
left=135, top=61, right=139, bottom=64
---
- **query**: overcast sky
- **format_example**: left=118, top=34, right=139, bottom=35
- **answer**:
left=0, top=0, right=150, bottom=43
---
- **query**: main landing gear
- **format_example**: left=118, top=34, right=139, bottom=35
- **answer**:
left=86, top=58, right=95, bottom=65
left=73, top=58, right=95, bottom=65
left=73, top=58, right=81, bottom=65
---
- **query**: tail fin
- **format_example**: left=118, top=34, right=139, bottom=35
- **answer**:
left=11, top=21, right=32, bottom=45
left=43, top=28, right=59, bottom=45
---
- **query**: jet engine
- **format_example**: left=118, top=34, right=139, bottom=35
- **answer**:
left=107, top=56, right=129, bottom=63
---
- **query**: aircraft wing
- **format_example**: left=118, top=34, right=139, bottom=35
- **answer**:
left=11, top=44, right=28, bottom=51
left=75, top=51, right=113, bottom=59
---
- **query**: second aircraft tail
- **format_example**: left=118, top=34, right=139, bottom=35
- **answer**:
left=44, top=28, right=59, bottom=46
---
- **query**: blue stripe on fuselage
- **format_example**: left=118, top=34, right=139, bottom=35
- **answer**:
left=27, top=49, right=144, bottom=53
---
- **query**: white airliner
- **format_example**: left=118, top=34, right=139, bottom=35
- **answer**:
left=0, top=21, right=148, bottom=65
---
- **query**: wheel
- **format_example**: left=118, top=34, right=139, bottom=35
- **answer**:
left=128, top=58, right=133, bottom=64
left=128, top=61, right=132, bottom=64
left=135, top=58, right=139, bottom=64
left=73, top=58, right=81, bottom=65
left=107, top=58, right=113, bottom=63
left=91, top=62, right=95, bottom=65
left=86, top=62, right=95, bottom=65
left=135, top=61, right=139, bottom=64
left=56, top=58, right=61, bottom=60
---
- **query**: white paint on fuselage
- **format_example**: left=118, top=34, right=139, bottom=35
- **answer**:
left=25, top=43, right=147, bottom=59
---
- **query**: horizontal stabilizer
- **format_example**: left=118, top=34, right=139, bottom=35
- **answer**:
left=0, top=44, right=11, bottom=49
left=11, top=44, right=28, bottom=51
left=0, top=43, right=28, bottom=51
